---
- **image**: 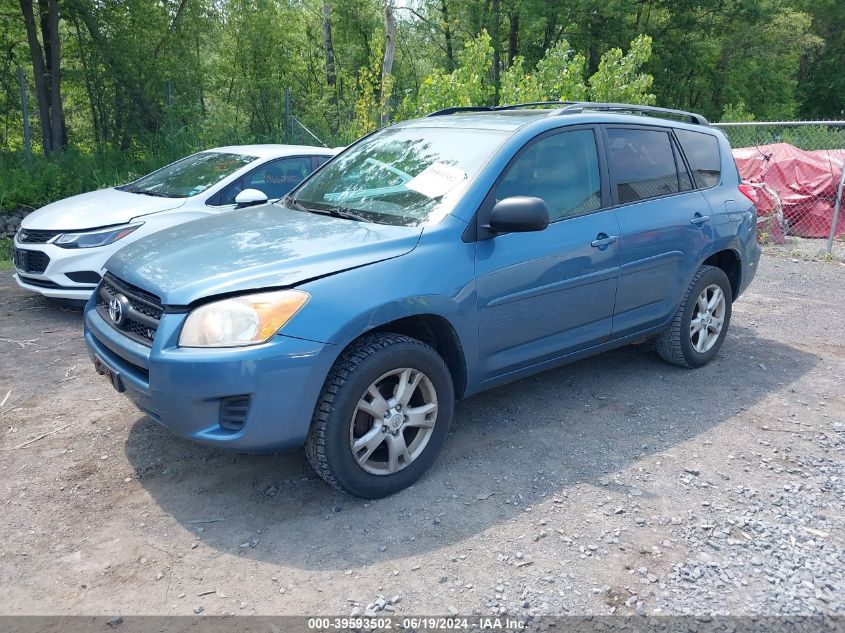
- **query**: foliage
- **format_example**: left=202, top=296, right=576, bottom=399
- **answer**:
left=0, top=0, right=841, bottom=212
left=721, top=101, right=757, bottom=123
left=0, top=238, right=11, bottom=270
left=397, top=30, right=494, bottom=118
left=349, top=32, right=394, bottom=140
left=500, top=40, right=587, bottom=104
left=0, top=147, right=184, bottom=212
left=588, top=36, right=655, bottom=105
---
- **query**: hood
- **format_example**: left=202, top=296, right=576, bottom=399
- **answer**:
left=106, top=204, right=423, bottom=305
left=21, top=188, right=187, bottom=231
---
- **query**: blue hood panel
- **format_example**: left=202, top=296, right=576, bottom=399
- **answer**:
left=105, top=204, right=423, bottom=305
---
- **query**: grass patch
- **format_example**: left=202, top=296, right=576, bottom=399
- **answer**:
left=0, top=237, right=12, bottom=271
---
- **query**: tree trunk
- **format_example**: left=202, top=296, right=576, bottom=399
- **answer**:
left=19, top=0, right=56, bottom=154
left=382, top=2, right=396, bottom=81
left=321, top=0, right=337, bottom=103
left=507, top=10, right=519, bottom=66
left=440, top=0, right=454, bottom=72
left=381, top=1, right=396, bottom=125
left=45, top=0, right=66, bottom=148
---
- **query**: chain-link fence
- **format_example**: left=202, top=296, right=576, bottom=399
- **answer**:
left=712, top=121, right=845, bottom=254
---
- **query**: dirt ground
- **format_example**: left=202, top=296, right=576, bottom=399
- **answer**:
left=0, top=251, right=842, bottom=618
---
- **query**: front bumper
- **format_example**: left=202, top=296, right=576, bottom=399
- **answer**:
left=14, top=273, right=94, bottom=300
left=12, top=238, right=110, bottom=300
left=83, top=302, right=340, bottom=452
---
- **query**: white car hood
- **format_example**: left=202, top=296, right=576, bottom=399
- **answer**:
left=20, top=187, right=188, bottom=231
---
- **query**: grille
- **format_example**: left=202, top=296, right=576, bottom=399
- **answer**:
left=12, top=247, right=50, bottom=274
left=66, top=270, right=102, bottom=285
left=219, top=396, right=251, bottom=431
left=96, top=273, right=163, bottom=346
left=18, top=229, right=61, bottom=244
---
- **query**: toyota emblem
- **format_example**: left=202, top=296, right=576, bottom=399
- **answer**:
left=108, top=294, right=129, bottom=326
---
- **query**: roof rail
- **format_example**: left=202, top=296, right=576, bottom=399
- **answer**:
left=427, top=106, right=495, bottom=117
left=427, top=101, right=579, bottom=117
left=555, top=102, right=709, bottom=125
left=494, top=101, right=579, bottom=111
left=426, top=101, right=709, bottom=125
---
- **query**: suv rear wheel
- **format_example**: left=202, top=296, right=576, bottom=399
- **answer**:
left=306, top=333, right=454, bottom=498
left=656, top=265, right=732, bottom=368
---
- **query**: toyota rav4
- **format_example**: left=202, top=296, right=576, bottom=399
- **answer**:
left=83, top=102, right=760, bottom=498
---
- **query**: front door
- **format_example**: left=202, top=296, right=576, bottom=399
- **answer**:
left=475, top=127, right=621, bottom=380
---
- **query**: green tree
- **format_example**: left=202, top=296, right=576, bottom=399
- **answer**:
left=588, top=35, right=654, bottom=105
left=398, top=30, right=494, bottom=118
left=500, top=39, right=587, bottom=103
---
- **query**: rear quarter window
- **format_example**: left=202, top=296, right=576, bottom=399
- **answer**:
left=675, top=129, right=721, bottom=188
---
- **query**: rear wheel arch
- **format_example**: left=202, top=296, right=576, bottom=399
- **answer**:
left=702, top=249, right=741, bottom=299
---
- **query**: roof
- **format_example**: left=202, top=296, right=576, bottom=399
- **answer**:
left=396, top=111, right=550, bottom=132
left=204, top=144, right=338, bottom=159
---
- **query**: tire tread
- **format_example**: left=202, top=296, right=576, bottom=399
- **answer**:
left=656, top=265, right=718, bottom=368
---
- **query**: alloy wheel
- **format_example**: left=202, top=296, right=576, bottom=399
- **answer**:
left=690, top=283, right=726, bottom=353
left=349, top=367, right=438, bottom=475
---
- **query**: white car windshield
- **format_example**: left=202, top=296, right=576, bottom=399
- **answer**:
left=290, top=127, right=508, bottom=226
left=120, top=152, right=256, bottom=198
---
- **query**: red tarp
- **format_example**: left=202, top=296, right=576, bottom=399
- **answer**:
left=732, top=143, right=845, bottom=238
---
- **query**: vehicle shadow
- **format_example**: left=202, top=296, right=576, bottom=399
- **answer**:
left=124, top=324, right=818, bottom=571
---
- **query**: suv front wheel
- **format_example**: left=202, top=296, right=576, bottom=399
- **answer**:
left=656, top=265, right=733, bottom=368
left=306, top=333, right=455, bottom=498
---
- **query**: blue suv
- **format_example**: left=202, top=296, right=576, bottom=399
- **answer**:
left=83, top=102, right=760, bottom=498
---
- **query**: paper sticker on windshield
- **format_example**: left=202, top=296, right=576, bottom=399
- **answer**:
left=406, top=162, right=467, bottom=198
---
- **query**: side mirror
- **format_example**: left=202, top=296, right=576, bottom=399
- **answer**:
left=486, top=196, right=550, bottom=234
left=234, top=188, right=268, bottom=208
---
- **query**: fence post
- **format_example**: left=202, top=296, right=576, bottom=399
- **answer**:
left=17, top=66, right=32, bottom=162
left=827, top=161, right=845, bottom=254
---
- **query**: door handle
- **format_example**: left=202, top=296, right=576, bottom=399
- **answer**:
left=690, top=214, right=710, bottom=226
left=591, top=234, right=619, bottom=248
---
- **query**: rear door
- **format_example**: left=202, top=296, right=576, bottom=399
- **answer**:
left=475, top=126, right=621, bottom=380
left=604, top=125, right=714, bottom=338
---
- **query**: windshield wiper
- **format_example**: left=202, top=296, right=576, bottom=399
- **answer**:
left=287, top=197, right=373, bottom=223
left=131, top=189, right=183, bottom=198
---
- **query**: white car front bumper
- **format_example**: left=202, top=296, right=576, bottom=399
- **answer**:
left=12, top=236, right=127, bottom=301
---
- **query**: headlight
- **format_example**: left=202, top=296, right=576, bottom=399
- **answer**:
left=55, top=223, right=142, bottom=249
left=179, top=290, right=309, bottom=348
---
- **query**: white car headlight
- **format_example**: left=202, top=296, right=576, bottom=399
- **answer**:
left=55, top=223, right=143, bottom=249
left=179, top=290, right=309, bottom=348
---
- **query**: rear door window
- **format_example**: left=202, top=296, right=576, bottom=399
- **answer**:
left=607, top=128, right=680, bottom=204
left=675, top=129, right=721, bottom=188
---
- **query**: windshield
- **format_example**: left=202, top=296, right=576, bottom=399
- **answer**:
left=120, top=152, right=256, bottom=198
left=291, top=126, right=508, bottom=226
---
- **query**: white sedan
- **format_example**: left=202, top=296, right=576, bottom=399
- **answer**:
left=13, top=144, right=338, bottom=301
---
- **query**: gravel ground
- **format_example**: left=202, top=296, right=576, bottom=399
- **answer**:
left=0, top=252, right=842, bottom=620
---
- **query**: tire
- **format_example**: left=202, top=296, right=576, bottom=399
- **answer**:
left=305, top=333, right=455, bottom=498
left=656, top=265, right=732, bottom=368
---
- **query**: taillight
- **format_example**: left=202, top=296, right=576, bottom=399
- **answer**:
left=738, top=184, right=757, bottom=205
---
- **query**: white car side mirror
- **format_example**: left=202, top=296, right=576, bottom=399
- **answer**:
left=234, top=188, right=268, bottom=209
